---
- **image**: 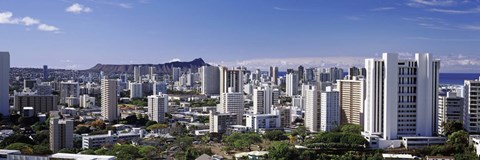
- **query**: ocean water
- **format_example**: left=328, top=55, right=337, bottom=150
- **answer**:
left=278, top=72, right=480, bottom=85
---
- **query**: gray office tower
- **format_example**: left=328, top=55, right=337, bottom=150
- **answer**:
left=43, top=65, right=48, bottom=81
left=0, top=52, right=9, bottom=116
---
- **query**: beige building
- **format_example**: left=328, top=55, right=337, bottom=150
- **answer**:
left=101, top=79, right=118, bottom=122
left=50, top=118, right=73, bottom=153
left=338, top=77, right=365, bottom=126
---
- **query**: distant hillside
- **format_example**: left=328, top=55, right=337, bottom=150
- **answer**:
left=87, top=58, right=209, bottom=74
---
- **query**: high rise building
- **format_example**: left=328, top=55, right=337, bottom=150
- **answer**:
left=129, top=82, right=143, bottom=98
left=50, top=118, right=73, bottom=153
left=298, top=65, right=304, bottom=82
left=270, top=66, right=278, bottom=84
left=338, top=77, right=365, bottom=126
left=134, top=66, right=141, bottom=83
left=253, top=85, right=273, bottom=114
left=286, top=72, right=298, bottom=96
left=101, top=79, right=118, bottom=122
left=219, top=67, right=244, bottom=94
left=329, top=67, right=344, bottom=83
left=172, top=67, right=181, bottom=82
left=364, top=53, right=440, bottom=140
left=201, top=66, right=220, bottom=95
left=43, top=65, right=48, bottom=81
left=438, top=91, right=464, bottom=134
left=80, top=94, right=95, bottom=108
left=321, top=88, right=340, bottom=132
left=218, top=88, right=244, bottom=124
left=304, top=85, right=320, bottom=132
left=153, top=81, right=167, bottom=95
left=348, top=66, right=366, bottom=79
left=305, top=68, right=315, bottom=82
left=59, top=81, right=80, bottom=104
left=465, top=79, right=480, bottom=133
left=209, top=111, right=238, bottom=133
left=147, top=94, right=168, bottom=123
left=149, top=66, right=155, bottom=81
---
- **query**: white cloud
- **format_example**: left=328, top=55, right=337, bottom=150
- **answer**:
left=21, top=17, right=39, bottom=26
left=429, top=7, right=480, bottom=14
left=458, top=24, right=480, bottom=30
left=371, top=7, right=396, bottom=11
left=38, top=24, right=59, bottom=32
left=346, top=16, right=362, bottom=21
left=410, top=0, right=455, bottom=6
left=0, top=12, right=19, bottom=24
left=169, top=58, right=181, bottom=62
left=118, top=3, right=132, bottom=9
left=66, top=3, right=93, bottom=14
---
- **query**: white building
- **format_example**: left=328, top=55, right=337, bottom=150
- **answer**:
left=320, top=87, right=340, bottom=132
left=82, top=130, right=143, bottom=149
left=438, top=91, right=464, bottom=134
left=134, top=66, right=141, bottom=83
left=286, top=72, right=298, bottom=96
left=129, top=82, right=143, bottom=98
left=272, top=106, right=291, bottom=128
left=465, top=79, right=480, bottom=133
left=218, top=88, right=244, bottom=124
left=147, top=94, right=168, bottom=123
left=364, top=53, right=440, bottom=141
left=245, top=114, right=280, bottom=132
left=101, top=79, right=119, bottom=122
left=201, top=66, right=220, bottom=95
left=80, top=94, right=96, bottom=108
left=253, top=85, right=273, bottom=114
left=219, top=66, right=244, bottom=94
left=304, top=85, right=320, bottom=132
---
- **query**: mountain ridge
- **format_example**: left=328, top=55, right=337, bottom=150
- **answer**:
left=87, top=58, right=209, bottom=74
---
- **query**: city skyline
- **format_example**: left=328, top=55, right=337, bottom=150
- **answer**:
left=1, top=0, right=480, bottom=72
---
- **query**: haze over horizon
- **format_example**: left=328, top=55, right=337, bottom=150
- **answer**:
left=2, top=0, right=480, bottom=72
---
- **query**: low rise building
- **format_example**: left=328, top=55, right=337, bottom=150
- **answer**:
left=82, top=129, right=144, bottom=149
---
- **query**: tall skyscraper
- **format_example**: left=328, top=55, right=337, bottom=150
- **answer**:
left=218, top=88, right=244, bottom=124
left=270, top=66, right=278, bottom=84
left=320, top=88, right=340, bottom=132
left=286, top=72, right=298, bottom=96
left=298, top=65, right=304, bottom=82
left=101, top=79, right=118, bottom=122
left=129, top=82, right=143, bottom=98
left=50, top=118, right=73, bottom=153
left=304, top=85, right=320, bottom=132
left=134, top=66, right=141, bottom=83
left=149, top=66, right=156, bottom=81
left=438, top=91, right=464, bottom=134
left=465, top=79, right=480, bottom=133
left=172, top=67, right=181, bottom=82
left=147, top=94, right=168, bottom=123
left=153, top=81, right=167, bottom=95
left=338, top=77, right=365, bottom=126
left=59, top=81, right=80, bottom=104
left=201, top=66, right=220, bottom=95
left=219, top=67, right=243, bottom=94
left=2, top=53, right=12, bottom=109
left=364, top=53, right=440, bottom=140
left=253, top=85, right=273, bottom=114
left=43, top=65, right=48, bottom=81
left=329, top=67, right=344, bottom=83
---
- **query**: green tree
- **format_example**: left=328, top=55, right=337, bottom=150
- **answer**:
left=339, top=124, right=362, bottom=134
left=0, top=134, right=36, bottom=148
left=147, top=123, right=168, bottom=131
left=32, top=145, right=53, bottom=155
left=6, top=143, right=34, bottom=155
left=75, top=126, right=92, bottom=134
left=447, top=130, right=468, bottom=146
left=145, top=121, right=157, bottom=127
left=291, top=126, right=309, bottom=142
left=267, top=142, right=298, bottom=160
left=441, top=121, right=464, bottom=136
left=263, top=130, right=288, bottom=141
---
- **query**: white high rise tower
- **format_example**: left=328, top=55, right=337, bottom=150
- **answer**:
left=364, top=53, right=440, bottom=140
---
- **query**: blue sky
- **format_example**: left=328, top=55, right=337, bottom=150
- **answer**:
left=1, top=0, right=480, bottom=72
